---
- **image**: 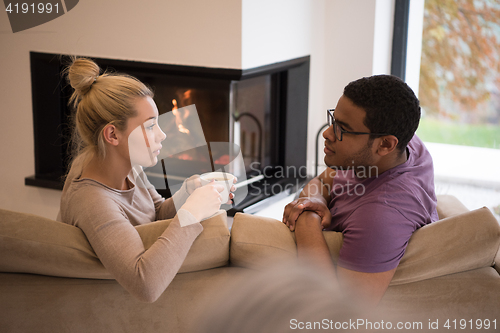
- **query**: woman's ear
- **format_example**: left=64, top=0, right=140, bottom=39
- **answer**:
left=102, top=124, right=120, bottom=146
left=377, top=136, right=399, bottom=156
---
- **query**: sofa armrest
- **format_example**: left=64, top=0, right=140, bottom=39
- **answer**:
left=436, top=194, right=469, bottom=219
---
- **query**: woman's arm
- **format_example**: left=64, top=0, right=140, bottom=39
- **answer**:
left=72, top=190, right=202, bottom=303
left=149, top=175, right=201, bottom=220
left=155, top=196, right=178, bottom=220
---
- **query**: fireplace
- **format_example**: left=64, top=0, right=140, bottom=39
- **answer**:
left=26, top=52, right=310, bottom=215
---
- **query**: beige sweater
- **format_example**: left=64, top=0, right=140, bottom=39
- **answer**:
left=58, top=166, right=203, bottom=303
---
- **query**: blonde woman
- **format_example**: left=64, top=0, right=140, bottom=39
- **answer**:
left=58, top=58, right=228, bottom=302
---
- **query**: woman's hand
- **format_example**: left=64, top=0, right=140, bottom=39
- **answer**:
left=180, top=181, right=225, bottom=221
left=184, top=174, right=237, bottom=202
left=227, top=176, right=237, bottom=204
left=184, top=175, right=203, bottom=195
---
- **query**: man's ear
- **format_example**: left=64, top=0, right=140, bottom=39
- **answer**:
left=376, top=136, right=398, bottom=156
left=102, top=124, right=120, bottom=146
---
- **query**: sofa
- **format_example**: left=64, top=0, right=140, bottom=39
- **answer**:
left=0, top=195, right=499, bottom=332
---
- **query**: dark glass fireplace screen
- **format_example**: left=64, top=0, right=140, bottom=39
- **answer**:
left=26, top=52, right=310, bottom=214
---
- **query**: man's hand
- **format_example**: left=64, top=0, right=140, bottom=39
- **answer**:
left=282, top=167, right=336, bottom=231
left=282, top=197, right=332, bottom=231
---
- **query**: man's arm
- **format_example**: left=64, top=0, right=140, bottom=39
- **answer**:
left=294, top=210, right=395, bottom=306
left=300, top=167, right=336, bottom=202
left=294, top=211, right=337, bottom=282
left=287, top=170, right=398, bottom=306
left=337, top=267, right=396, bottom=307
left=283, top=167, right=336, bottom=230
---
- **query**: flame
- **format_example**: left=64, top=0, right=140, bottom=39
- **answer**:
left=172, top=98, right=190, bottom=134
left=176, top=153, right=194, bottom=161
left=214, top=155, right=230, bottom=165
left=178, top=124, right=190, bottom=134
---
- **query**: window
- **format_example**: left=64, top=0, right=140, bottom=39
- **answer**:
left=396, top=0, right=500, bottom=217
left=402, top=0, right=500, bottom=149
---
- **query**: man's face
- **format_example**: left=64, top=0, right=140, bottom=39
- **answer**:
left=323, top=95, right=378, bottom=173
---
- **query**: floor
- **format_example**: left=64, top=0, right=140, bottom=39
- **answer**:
left=427, top=142, right=500, bottom=221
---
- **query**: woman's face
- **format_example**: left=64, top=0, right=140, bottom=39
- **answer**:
left=126, top=96, right=166, bottom=167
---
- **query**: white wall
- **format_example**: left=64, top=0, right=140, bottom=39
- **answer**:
left=241, top=0, right=313, bottom=69
left=314, top=0, right=394, bottom=173
left=373, top=0, right=396, bottom=75
left=242, top=0, right=395, bottom=176
left=324, top=0, right=378, bottom=108
left=0, top=0, right=242, bottom=219
left=242, top=0, right=326, bottom=176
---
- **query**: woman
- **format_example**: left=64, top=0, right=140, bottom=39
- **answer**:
left=58, top=58, right=228, bottom=302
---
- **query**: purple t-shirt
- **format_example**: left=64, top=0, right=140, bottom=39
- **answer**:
left=326, top=135, right=438, bottom=273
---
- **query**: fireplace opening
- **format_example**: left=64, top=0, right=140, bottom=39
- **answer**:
left=26, top=52, right=310, bottom=215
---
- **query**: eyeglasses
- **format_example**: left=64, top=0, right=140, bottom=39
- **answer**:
left=327, top=109, right=392, bottom=141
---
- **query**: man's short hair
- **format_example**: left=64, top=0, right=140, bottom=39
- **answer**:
left=343, top=75, right=420, bottom=152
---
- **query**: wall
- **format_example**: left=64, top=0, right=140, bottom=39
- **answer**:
left=315, top=0, right=395, bottom=173
left=241, top=0, right=313, bottom=70
left=242, top=0, right=325, bottom=176
left=242, top=0, right=395, bottom=176
left=0, top=0, right=242, bottom=219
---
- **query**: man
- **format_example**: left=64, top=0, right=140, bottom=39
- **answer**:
left=283, top=75, right=438, bottom=306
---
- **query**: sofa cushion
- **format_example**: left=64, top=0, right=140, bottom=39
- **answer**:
left=0, top=209, right=229, bottom=279
left=391, top=207, right=500, bottom=285
left=230, top=213, right=343, bottom=269
left=230, top=207, right=500, bottom=285
left=436, top=194, right=469, bottom=219
left=0, top=208, right=108, bottom=279
left=136, top=211, right=230, bottom=274
left=229, top=214, right=296, bottom=268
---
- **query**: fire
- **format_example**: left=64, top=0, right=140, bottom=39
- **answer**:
left=176, top=153, right=194, bottom=161
left=172, top=98, right=190, bottom=134
left=214, top=155, right=230, bottom=165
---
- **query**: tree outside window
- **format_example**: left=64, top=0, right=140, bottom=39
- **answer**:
left=416, top=0, right=500, bottom=149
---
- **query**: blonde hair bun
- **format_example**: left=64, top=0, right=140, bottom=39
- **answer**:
left=67, top=58, right=100, bottom=104
left=63, top=55, right=153, bottom=172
